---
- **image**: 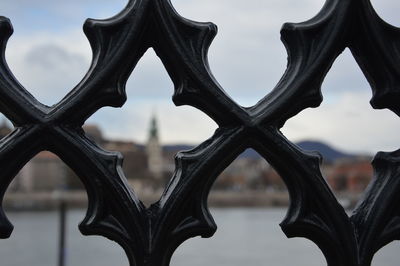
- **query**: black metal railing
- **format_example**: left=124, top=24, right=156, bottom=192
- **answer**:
left=0, top=0, right=399, bottom=265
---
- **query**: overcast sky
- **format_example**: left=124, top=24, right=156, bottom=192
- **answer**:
left=1, top=0, right=400, bottom=154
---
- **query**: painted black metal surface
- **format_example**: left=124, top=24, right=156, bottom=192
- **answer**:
left=0, top=0, right=399, bottom=265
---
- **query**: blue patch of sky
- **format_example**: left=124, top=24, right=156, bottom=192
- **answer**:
left=2, top=1, right=127, bottom=34
left=82, top=3, right=128, bottom=20
left=17, top=8, right=73, bottom=33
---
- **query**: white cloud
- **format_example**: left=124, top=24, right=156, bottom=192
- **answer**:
left=282, top=92, right=400, bottom=154
left=370, top=0, right=400, bottom=27
left=5, top=30, right=91, bottom=105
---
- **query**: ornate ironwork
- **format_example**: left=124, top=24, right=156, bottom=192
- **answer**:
left=0, top=0, right=399, bottom=265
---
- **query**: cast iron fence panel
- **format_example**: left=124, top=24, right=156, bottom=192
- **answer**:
left=0, top=0, right=399, bottom=265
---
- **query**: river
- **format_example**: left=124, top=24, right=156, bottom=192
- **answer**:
left=0, top=208, right=397, bottom=266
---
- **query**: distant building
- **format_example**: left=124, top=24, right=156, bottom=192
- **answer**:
left=0, top=119, right=12, bottom=139
left=325, top=157, right=373, bottom=193
left=84, top=124, right=104, bottom=144
left=12, top=151, right=67, bottom=192
left=103, top=139, right=149, bottom=180
left=215, top=157, right=270, bottom=190
left=146, top=115, right=164, bottom=179
left=6, top=116, right=374, bottom=196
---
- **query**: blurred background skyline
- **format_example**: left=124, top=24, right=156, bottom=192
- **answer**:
left=0, top=0, right=399, bottom=154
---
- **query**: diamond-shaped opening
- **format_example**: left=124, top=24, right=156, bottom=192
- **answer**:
left=281, top=49, right=400, bottom=211
left=85, top=48, right=218, bottom=207
left=171, top=0, right=324, bottom=107
left=370, top=0, right=400, bottom=27
left=209, top=149, right=288, bottom=207
left=172, top=149, right=326, bottom=266
left=372, top=241, right=400, bottom=266
left=4, top=0, right=128, bottom=106
left=2, top=152, right=128, bottom=266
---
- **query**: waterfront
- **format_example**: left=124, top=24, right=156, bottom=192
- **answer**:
left=0, top=208, right=397, bottom=266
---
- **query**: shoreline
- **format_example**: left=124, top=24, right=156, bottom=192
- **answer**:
left=3, top=190, right=360, bottom=211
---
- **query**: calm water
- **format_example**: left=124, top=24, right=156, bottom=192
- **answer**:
left=0, top=208, right=397, bottom=266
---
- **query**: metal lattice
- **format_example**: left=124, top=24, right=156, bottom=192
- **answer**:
left=1, top=0, right=400, bottom=265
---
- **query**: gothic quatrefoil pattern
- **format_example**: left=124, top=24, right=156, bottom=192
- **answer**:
left=0, top=0, right=400, bottom=265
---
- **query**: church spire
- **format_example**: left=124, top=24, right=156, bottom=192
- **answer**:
left=149, top=115, right=159, bottom=140
left=146, top=114, right=163, bottom=179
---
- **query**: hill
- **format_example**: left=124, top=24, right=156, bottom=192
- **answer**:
left=295, top=140, right=356, bottom=162
left=161, top=140, right=360, bottom=162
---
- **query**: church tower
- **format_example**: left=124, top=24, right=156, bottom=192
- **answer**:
left=146, top=115, right=163, bottom=179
